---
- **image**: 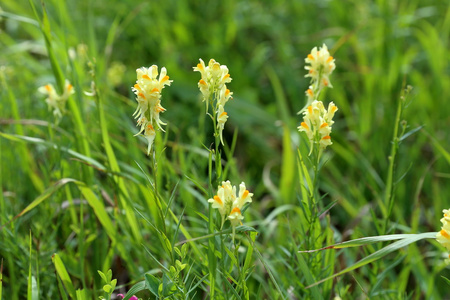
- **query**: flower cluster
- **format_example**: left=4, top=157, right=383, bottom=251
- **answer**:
left=298, top=100, right=338, bottom=154
left=305, top=44, right=336, bottom=91
left=193, top=58, right=233, bottom=144
left=38, top=80, right=74, bottom=122
left=132, top=65, right=172, bottom=154
left=437, top=209, right=450, bottom=258
left=208, top=181, right=253, bottom=239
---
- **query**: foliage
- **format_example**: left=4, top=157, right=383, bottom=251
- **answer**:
left=0, top=0, right=449, bottom=299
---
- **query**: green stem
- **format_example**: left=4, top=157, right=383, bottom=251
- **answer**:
left=151, top=147, right=167, bottom=235
left=382, top=87, right=406, bottom=234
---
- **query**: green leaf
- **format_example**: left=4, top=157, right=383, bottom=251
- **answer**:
left=162, top=273, right=175, bottom=297
left=441, top=276, right=450, bottom=287
left=106, top=269, right=112, bottom=282
left=280, top=125, right=296, bottom=203
left=103, top=284, right=112, bottom=294
left=306, top=232, right=437, bottom=288
left=77, top=183, right=117, bottom=243
left=245, top=235, right=286, bottom=299
left=145, top=273, right=160, bottom=296
left=52, top=254, right=76, bottom=299
left=0, top=133, right=106, bottom=171
left=218, top=270, right=243, bottom=300
left=236, top=225, right=258, bottom=233
left=110, top=279, right=117, bottom=291
left=0, top=178, right=77, bottom=230
left=97, top=271, right=107, bottom=284
left=122, top=281, right=146, bottom=300
left=299, top=232, right=437, bottom=253
left=75, top=289, right=87, bottom=300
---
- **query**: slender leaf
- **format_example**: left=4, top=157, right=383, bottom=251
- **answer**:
left=122, top=281, right=146, bottom=300
left=306, top=232, right=437, bottom=288
left=299, top=233, right=437, bottom=253
left=52, top=254, right=76, bottom=299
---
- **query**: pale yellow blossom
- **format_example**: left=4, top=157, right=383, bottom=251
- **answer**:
left=38, top=80, right=75, bottom=121
left=194, top=58, right=233, bottom=145
left=217, top=105, right=228, bottom=144
left=132, top=65, right=172, bottom=154
left=298, top=100, right=337, bottom=153
left=305, top=43, right=336, bottom=89
left=437, top=209, right=450, bottom=257
left=208, top=181, right=253, bottom=240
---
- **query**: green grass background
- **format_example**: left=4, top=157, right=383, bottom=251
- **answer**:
left=0, top=0, right=450, bottom=298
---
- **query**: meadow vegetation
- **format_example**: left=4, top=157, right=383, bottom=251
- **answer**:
left=0, top=0, right=450, bottom=299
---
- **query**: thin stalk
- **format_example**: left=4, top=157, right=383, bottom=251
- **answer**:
left=382, top=85, right=410, bottom=234
left=150, top=147, right=167, bottom=235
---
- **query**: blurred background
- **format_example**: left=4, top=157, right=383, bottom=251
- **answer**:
left=1, top=0, right=450, bottom=298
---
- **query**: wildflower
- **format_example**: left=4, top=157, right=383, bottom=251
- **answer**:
left=38, top=80, right=74, bottom=122
left=217, top=105, right=228, bottom=144
left=208, top=181, right=253, bottom=241
left=193, top=59, right=232, bottom=106
left=298, top=44, right=336, bottom=114
left=305, top=43, right=336, bottom=89
left=132, top=65, right=172, bottom=154
left=298, top=100, right=337, bottom=154
left=193, top=58, right=233, bottom=145
left=437, top=209, right=450, bottom=258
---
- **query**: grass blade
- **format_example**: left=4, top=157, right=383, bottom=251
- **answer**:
left=52, top=254, right=76, bottom=299
left=306, top=232, right=436, bottom=288
left=299, top=232, right=437, bottom=253
left=122, top=281, right=146, bottom=300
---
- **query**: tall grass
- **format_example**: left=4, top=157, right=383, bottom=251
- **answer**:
left=0, top=0, right=449, bottom=299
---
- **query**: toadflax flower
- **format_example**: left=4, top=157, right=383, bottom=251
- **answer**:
left=437, top=209, right=450, bottom=258
left=38, top=80, right=75, bottom=122
left=305, top=43, right=336, bottom=89
left=193, top=58, right=233, bottom=145
left=131, top=65, right=172, bottom=154
left=298, top=100, right=338, bottom=154
left=208, top=181, right=253, bottom=241
left=299, top=44, right=336, bottom=114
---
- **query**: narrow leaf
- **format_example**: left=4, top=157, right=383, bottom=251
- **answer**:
left=145, top=273, right=160, bottom=296
left=52, top=254, right=76, bottom=299
left=306, top=232, right=437, bottom=288
left=122, top=281, right=146, bottom=300
left=299, top=233, right=437, bottom=253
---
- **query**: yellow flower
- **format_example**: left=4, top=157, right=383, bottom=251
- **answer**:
left=132, top=65, right=172, bottom=131
left=217, top=105, right=228, bottom=144
left=298, top=100, right=337, bottom=153
left=132, top=65, right=172, bottom=154
left=208, top=181, right=253, bottom=239
left=193, top=59, right=232, bottom=105
left=437, top=209, right=450, bottom=257
left=143, top=123, right=156, bottom=155
left=38, top=80, right=75, bottom=121
left=305, top=43, right=336, bottom=89
left=194, top=58, right=233, bottom=145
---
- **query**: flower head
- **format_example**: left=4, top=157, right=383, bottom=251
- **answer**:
left=305, top=44, right=336, bottom=89
left=193, top=59, right=231, bottom=104
left=437, top=209, right=450, bottom=257
left=132, top=65, right=172, bottom=155
left=298, top=100, right=337, bottom=154
left=38, top=80, right=75, bottom=122
left=208, top=181, right=253, bottom=240
left=194, top=58, right=233, bottom=145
